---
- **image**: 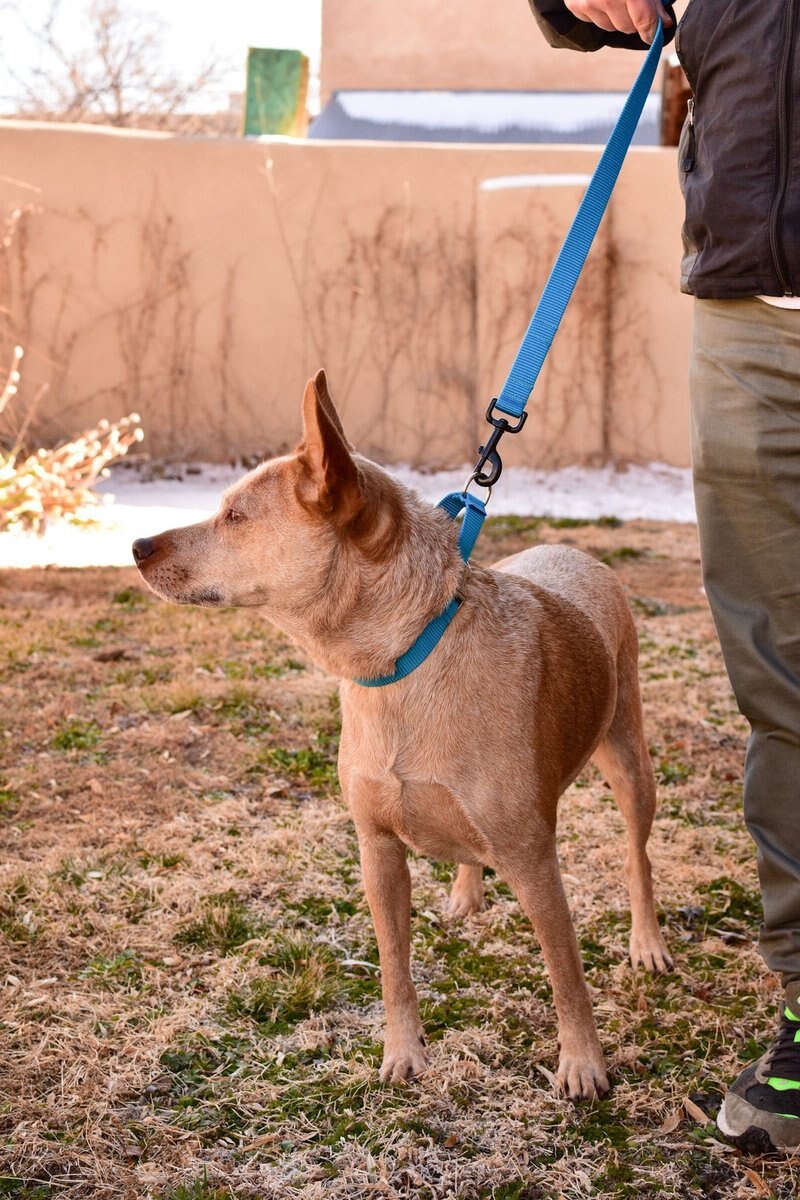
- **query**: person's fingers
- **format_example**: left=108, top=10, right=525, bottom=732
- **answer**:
left=656, top=1, right=674, bottom=28
left=604, top=0, right=639, bottom=34
left=628, top=0, right=673, bottom=41
left=565, top=0, right=673, bottom=39
left=570, top=1, right=618, bottom=32
left=564, top=0, right=617, bottom=31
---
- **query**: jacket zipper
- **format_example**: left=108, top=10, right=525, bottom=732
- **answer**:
left=681, top=98, right=696, bottom=173
left=770, top=0, right=798, bottom=295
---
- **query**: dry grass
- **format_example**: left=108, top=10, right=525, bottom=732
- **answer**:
left=0, top=516, right=797, bottom=1199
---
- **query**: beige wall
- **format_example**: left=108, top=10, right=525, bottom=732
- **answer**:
left=0, top=120, right=691, bottom=468
left=321, top=0, right=672, bottom=100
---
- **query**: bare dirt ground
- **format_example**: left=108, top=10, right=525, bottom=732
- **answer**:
left=1, top=516, right=796, bottom=1200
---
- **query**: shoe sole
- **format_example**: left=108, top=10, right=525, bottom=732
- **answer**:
left=718, top=1094, right=800, bottom=1153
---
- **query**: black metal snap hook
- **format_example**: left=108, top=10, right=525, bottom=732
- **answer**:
left=469, top=399, right=528, bottom=490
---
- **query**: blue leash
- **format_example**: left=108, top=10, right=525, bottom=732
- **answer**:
left=355, top=22, right=664, bottom=688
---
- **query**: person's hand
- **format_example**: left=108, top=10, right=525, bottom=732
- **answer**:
left=563, top=0, right=672, bottom=44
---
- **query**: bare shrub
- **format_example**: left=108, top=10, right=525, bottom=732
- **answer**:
left=0, top=344, right=143, bottom=533
left=4, top=0, right=233, bottom=134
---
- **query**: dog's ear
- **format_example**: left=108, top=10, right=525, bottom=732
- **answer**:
left=298, top=370, right=362, bottom=522
left=312, top=367, right=352, bottom=446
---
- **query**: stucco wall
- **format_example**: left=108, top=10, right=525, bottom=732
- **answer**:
left=0, top=120, right=691, bottom=467
left=320, top=0, right=670, bottom=101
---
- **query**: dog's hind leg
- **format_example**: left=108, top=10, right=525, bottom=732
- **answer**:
left=447, top=864, right=484, bottom=916
left=592, top=626, right=672, bottom=974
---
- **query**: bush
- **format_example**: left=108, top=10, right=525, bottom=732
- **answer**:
left=0, top=344, right=143, bottom=533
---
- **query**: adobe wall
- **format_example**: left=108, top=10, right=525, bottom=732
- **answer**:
left=0, top=121, right=691, bottom=468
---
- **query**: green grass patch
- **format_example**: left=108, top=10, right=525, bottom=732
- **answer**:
left=209, top=658, right=305, bottom=680
left=112, top=587, right=149, bottom=609
left=600, top=546, right=645, bottom=566
left=630, top=596, right=694, bottom=618
left=482, top=516, right=543, bottom=539
left=50, top=718, right=103, bottom=752
left=138, top=850, right=185, bottom=871
left=0, top=1180, right=55, bottom=1199
left=228, top=934, right=379, bottom=1032
left=482, top=514, right=623, bottom=539
left=81, top=948, right=145, bottom=989
left=286, top=894, right=361, bottom=923
left=152, top=1034, right=260, bottom=1145
left=156, top=1174, right=236, bottom=1200
left=549, top=515, right=622, bottom=529
left=0, top=787, right=19, bottom=816
left=654, top=757, right=694, bottom=787
left=259, top=746, right=338, bottom=789
left=175, top=890, right=264, bottom=955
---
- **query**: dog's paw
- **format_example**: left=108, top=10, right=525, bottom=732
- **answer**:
left=447, top=866, right=485, bottom=917
left=447, top=885, right=485, bottom=918
left=556, top=1052, right=609, bottom=1103
left=630, top=929, right=673, bottom=974
left=379, top=1034, right=428, bottom=1085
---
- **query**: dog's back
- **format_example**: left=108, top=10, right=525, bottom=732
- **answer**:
left=491, top=544, right=633, bottom=659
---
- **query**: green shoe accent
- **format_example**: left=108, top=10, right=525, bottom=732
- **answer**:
left=779, top=1112, right=800, bottom=1119
left=784, top=1005, right=800, bottom=1021
left=767, top=1076, right=800, bottom=1091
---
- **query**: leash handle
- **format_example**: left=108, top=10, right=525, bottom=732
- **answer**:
left=494, top=18, right=664, bottom=420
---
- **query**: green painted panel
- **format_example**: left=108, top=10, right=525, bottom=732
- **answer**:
left=243, top=48, right=309, bottom=137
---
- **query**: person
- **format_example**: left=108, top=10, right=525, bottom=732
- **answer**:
left=529, top=0, right=800, bottom=1152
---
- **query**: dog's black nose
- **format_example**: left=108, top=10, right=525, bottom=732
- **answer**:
left=132, top=537, right=156, bottom=564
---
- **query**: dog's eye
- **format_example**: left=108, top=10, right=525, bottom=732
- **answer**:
left=225, top=509, right=244, bottom=523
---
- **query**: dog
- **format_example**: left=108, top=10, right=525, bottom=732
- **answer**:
left=132, top=369, right=672, bottom=1100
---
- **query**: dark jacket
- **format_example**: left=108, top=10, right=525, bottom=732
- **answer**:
left=529, top=0, right=800, bottom=299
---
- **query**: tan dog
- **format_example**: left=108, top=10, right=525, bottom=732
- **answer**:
left=133, top=370, right=671, bottom=1100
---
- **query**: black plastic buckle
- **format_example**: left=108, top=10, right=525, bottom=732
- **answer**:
left=470, top=399, right=528, bottom=488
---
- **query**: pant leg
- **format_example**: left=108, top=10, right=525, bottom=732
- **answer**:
left=690, top=297, right=800, bottom=986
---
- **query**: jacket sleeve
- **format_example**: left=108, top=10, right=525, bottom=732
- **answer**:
left=529, top=0, right=677, bottom=52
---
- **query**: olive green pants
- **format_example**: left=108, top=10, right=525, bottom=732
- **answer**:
left=691, top=298, right=800, bottom=985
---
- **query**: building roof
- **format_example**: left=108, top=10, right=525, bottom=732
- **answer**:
left=309, top=89, right=661, bottom=144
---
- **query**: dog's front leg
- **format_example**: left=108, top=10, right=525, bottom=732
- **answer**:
left=504, top=839, right=609, bottom=1102
left=357, top=825, right=428, bottom=1084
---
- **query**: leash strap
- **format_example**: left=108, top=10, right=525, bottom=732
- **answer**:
left=354, top=24, right=662, bottom=687
left=355, top=492, right=486, bottom=687
left=495, top=19, right=664, bottom=420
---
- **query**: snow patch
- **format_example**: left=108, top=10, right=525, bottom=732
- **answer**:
left=335, top=90, right=660, bottom=136
left=0, top=460, right=695, bottom=571
left=480, top=174, right=592, bottom=191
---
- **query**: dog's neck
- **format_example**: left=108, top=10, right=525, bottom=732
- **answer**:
left=273, top=498, right=464, bottom=682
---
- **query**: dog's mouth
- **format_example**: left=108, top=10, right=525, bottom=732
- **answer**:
left=183, top=586, right=224, bottom=606
left=141, top=572, right=226, bottom=607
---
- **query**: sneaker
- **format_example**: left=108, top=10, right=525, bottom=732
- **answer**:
left=717, top=981, right=800, bottom=1152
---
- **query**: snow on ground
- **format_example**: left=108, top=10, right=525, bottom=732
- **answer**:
left=0, top=460, right=695, bottom=570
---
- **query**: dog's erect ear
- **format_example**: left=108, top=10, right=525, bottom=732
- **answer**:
left=298, top=370, right=362, bottom=522
left=312, top=367, right=351, bottom=446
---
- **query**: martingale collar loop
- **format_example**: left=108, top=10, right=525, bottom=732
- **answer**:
left=354, top=492, right=486, bottom=687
